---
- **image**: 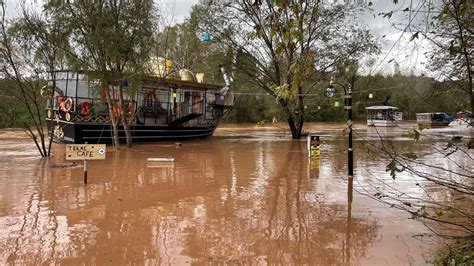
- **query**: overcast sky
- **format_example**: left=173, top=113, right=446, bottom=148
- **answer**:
left=157, top=0, right=431, bottom=76
left=159, top=0, right=432, bottom=76
left=3, top=0, right=431, bottom=76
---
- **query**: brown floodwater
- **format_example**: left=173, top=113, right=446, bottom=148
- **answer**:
left=0, top=122, right=472, bottom=265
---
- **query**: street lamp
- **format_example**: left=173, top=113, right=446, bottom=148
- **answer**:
left=326, top=77, right=355, bottom=250
left=325, top=80, right=353, bottom=180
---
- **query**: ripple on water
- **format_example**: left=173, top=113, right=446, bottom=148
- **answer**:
left=0, top=123, right=471, bottom=265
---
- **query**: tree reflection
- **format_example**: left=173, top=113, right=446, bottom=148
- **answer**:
left=178, top=140, right=378, bottom=264
left=1, top=138, right=379, bottom=264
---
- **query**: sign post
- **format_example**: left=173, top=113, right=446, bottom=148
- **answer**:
left=84, top=159, right=88, bottom=184
left=307, top=135, right=321, bottom=178
left=307, top=135, right=320, bottom=158
left=66, top=143, right=106, bottom=184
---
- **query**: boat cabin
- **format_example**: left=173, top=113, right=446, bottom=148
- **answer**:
left=366, top=106, right=402, bottom=127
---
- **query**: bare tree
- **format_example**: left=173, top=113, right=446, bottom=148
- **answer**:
left=357, top=127, right=473, bottom=237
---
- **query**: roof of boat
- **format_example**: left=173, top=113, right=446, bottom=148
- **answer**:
left=366, top=106, right=399, bottom=110
left=416, top=112, right=448, bottom=115
left=47, top=70, right=223, bottom=90
left=142, top=76, right=222, bottom=90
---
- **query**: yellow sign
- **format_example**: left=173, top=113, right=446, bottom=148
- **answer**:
left=310, top=146, right=320, bottom=157
left=66, top=144, right=106, bottom=160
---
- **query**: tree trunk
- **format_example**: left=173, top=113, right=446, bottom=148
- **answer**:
left=280, top=98, right=304, bottom=139
left=288, top=113, right=298, bottom=139
left=118, top=84, right=133, bottom=148
left=47, top=75, right=57, bottom=156
left=104, top=86, right=120, bottom=148
left=286, top=109, right=304, bottom=139
left=470, top=90, right=473, bottom=119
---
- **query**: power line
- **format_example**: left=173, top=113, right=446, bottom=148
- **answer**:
left=232, top=85, right=460, bottom=97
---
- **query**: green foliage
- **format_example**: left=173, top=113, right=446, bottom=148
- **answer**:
left=433, top=240, right=474, bottom=266
left=386, top=159, right=405, bottom=179
left=274, top=83, right=294, bottom=101
left=410, top=205, right=428, bottom=219
left=0, top=78, right=47, bottom=128
left=407, top=127, right=425, bottom=141
left=409, top=31, right=419, bottom=41
left=44, top=1, right=155, bottom=77
left=426, top=0, right=473, bottom=114
left=363, top=143, right=370, bottom=153
left=446, top=136, right=463, bottom=149
left=373, top=192, right=387, bottom=199
left=402, top=152, right=418, bottom=159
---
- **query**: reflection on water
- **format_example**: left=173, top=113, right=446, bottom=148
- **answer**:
left=1, top=123, right=469, bottom=264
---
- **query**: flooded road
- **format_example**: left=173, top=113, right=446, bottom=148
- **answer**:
left=0, top=123, right=472, bottom=265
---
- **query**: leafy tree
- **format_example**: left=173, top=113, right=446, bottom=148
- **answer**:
left=153, top=5, right=231, bottom=85
left=196, top=0, right=377, bottom=138
left=43, top=0, right=156, bottom=148
left=427, top=0, right=473, bottom=116
left=12, top=5, right=72, bottom=156
left=0, top=2, right=63, bottom=157
left=384, top=0, right=473, bottom=117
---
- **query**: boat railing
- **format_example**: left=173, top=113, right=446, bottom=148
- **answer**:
left=394, top=112, right=403, bottom=121
left=46, top=96, right=138, bottom=115
left=175, top=100, right=204, bottom=118
left=139, top=100, right=168, bottom=115
left=367, top=109, right=402, bottom=121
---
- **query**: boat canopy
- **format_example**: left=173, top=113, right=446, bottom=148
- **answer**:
left=366, top=106, right=399, bottom=110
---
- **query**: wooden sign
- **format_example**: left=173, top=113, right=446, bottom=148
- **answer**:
left=66, top=144, right=106, bottom=160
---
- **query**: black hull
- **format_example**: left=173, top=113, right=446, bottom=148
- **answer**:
left=46, top=119, right=218, bottom=144
left=417, top=121, right=451, bottom=128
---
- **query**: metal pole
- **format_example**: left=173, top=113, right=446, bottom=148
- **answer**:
left=307, top=135, right=311, bottom=158
left=328, top=80, right=354, bottom=180
left=346, top=86, right=353, bottom=180
left=84, top=142, right=88, bottom=184
left=84, top=159, right=88, bottom=184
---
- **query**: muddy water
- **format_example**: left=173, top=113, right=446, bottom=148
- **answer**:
left=0, top=123, right=472, bottom=264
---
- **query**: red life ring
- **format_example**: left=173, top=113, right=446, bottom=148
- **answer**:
left=59, top=97, right=66, bottom=111
left=63, top=97, right=73, bottom=112
left=112, top=103, right=121, bottom=118
left=81, top=102, right=91, bottom=116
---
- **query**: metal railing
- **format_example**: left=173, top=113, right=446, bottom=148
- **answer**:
left=46, top=96, right=137, bottom=115
left=174, top=100, right=204, bottom=119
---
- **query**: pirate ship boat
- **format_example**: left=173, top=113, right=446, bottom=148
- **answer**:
left=44, top=67, right=233, bottom=144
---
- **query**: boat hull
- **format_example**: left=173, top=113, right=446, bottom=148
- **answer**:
left=367, top=119, right=398, bottom=127
left=46, top=118, right=218, bottom=144
left=417, top=121, right=451, bottom=128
